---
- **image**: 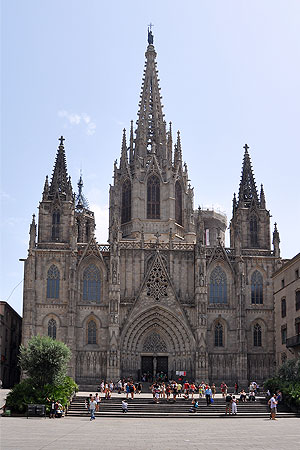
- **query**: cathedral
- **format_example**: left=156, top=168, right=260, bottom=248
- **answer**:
left=22, top=31, right=282, bottom=387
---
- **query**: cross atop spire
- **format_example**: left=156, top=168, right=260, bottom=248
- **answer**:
left=59, top=135, right=65, bottom=146
left=48, top=136, right=72, bottom=200
left=238, top=144, right=259, bottom=207
left=148, top=23, right=154, bottom=45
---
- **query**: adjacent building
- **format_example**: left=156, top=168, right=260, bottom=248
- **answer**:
left=22, top=31, right=282, bottom=387
left=273, top=253, right=300, bottom=365
left=0, top=301, right=22, bottom=388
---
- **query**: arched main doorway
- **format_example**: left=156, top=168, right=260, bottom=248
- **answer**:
left=120, top=306, right=195, bottom=380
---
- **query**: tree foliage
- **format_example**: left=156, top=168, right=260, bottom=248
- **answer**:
left=6, top=377, right=78, bottom=413
left=18, top=335, right=72, bottom=386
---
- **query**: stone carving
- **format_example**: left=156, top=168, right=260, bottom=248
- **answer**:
left=146, top=259, right=168, bottom=301
left=142, top=332, right=167, bottom=353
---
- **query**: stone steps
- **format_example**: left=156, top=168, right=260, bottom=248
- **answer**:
left=67, top=396, right=298, bottom=418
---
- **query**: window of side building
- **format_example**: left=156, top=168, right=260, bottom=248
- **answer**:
left=296, top=290, right=300, bottom=311
left=281, top=298, right=286, bottom=318
left=281, top=326, right=287, bottom=345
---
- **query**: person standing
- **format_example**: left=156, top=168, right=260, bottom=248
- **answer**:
left=89, top=397, right=97, bottom=421
left=211, top=383, right=216, bottom=399
left=225, top=392, right=232, bottom=415
left=234, top=382, right=238, bottom=394
left=205, top=385, right=212, bottom=406
left=231, top=396, right=238, bottom=415
left=268, top=394, right=278, bottom=420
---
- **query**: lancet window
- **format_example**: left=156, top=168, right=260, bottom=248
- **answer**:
left=48, top=318, right=57, bottom=339
left=209, top=266, right=227, bottom=304
left=175, top=181, right=183, bottom=226
left=253, top=323, right=262, bottom=347
left=250, top=216, right=258, bottom=247
left=83, top=264, right=101, bottom=303
left=47, top=265, right=60, bottom=299
left=121, top=180, right=132, bottom=224
left=87, top=320, right=97, bottom=344
left=147, top=175, right=160, bottom=219
left=214, top=322, right=223, bottom=347
left=52, top=210, right=60, bottom=240
left=251, top=270, right=263, bottom=304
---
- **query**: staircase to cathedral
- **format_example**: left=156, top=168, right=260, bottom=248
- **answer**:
left=67, top=396, right=298, bottom=418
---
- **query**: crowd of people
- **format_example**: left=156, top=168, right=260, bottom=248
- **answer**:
left=83, top=378, right=279, bottom=420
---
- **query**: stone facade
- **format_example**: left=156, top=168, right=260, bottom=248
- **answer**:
left=273, top=253, right=300, bottom=365
left=22, top=34, right=282, bottom=387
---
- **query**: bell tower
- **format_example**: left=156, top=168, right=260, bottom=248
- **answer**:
left=230, top=144, right=273, bottom=251
left=109, top=29, right=195, bottom=244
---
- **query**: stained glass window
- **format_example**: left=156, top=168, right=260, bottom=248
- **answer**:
left=88, top=320, right=97, bottom=344
left=175, top=181, right=182, bottom=226
left=52, top=211, right=60, bottom=240
left=147, top=175, right=160, bottom=219
left=121, top=180, right=132, bottom=224
left=253, top=323, right=262, bottom=346
left=250, top=216, right=258, bottom=247
left=48, top=318, right=57, bottom=339
left=251, top=271, right=263, bottom=304
left=83, top=264, right=101, bottom=302
left=209, top=266, right=227, bottom=303
left=47, top=265, right=60, bottom=299
left=214, top=322, right=223, bottom=346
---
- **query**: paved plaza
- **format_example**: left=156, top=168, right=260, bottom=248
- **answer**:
left=1, top=415, right=300, bottom=450
left=1, top=390, right=300, bottom=449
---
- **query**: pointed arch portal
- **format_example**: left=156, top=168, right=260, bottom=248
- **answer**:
left=120, top=306, right=195, bottom=379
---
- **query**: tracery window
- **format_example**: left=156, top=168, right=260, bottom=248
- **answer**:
left=175, top=181, right=183, bottom=226
left=253, top=323, right=262, bottom=347
left=209, top=266, right=227, bottom=304
left=48, top=318, right=57, bottom=339
left=251, top=271, right=263, bottom=304
left=83, top=264, right=101, bottom=303
left=214, top=322, right=223, bottom=347
left=87, top=320, right=97, bottom=344
left=147, top=175, right=160, bottom=219
left=52, top=210, right=60, bottom=240
left=47, top=265, right=60, bottom=299
left=250, top=216, right=258, bottom=247
left=121, top=179, right=132, bottom=224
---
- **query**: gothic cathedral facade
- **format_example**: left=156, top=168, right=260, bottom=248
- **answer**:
left=22, top=34, right=282, bottom=387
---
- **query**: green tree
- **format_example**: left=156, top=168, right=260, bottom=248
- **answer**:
left=19, top=335, right=72, bottom=386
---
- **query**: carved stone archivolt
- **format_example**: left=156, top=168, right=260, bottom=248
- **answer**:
left=142, top=332, right=167, bottom=353
left=121, top=306, right=194, bottom=355
left=146, top=259, right=168, bottom=301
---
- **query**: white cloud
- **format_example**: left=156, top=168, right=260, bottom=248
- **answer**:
left=58, top=110, right=96, bottom=135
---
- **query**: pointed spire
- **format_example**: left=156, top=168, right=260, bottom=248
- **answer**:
left=48, top=136, right=72, bottom=200
left=135, top=32, right=166, bottom=159
left=76, top=172, right=89, bottom=210
left=174, top=131, right=182, bottom=167
left=42, top=175, right=49, bottom=200
left=29, top=214, right=36, bottom=249
left=129, top=120, right=134, bottom=164
left=232, top=192, right=237, bottom=215
left=273, top=222, right=280, bottom=257
left=238, top=144, right=259, bottom=207
left=120, top=128, right=128, bottom=170
left=260, top=184, right=266, bottom=209
left=167, top=122, right=173, bottom=163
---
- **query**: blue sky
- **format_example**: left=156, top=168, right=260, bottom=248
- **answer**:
left=1, top=0, right=300, bottom=316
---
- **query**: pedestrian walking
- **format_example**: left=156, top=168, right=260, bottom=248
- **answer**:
left=211, top=383, right=216, bottom=399
left=268, top=394, right=278, bottom=420
left=89, top=397, right=97, bottom=421
left=122, top=399, right=128, bottom=413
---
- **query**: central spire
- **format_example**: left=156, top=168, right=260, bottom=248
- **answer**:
left=135, top=29, right=166, bottom=160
